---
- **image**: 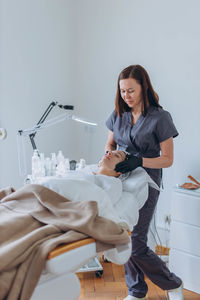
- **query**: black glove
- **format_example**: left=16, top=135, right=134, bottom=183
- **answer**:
left=114, top=155, right=142, bottom=173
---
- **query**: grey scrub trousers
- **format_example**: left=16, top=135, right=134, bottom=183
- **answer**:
left=106, top=106, right=182, bottom=298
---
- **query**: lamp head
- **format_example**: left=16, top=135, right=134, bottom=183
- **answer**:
left=58, top=105, right=74, bottom=110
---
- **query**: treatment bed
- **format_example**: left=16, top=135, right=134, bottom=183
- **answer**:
left=0, top=167, right=158, bottom=300
left=30, top=166, right=158, bottom=300
left=31, top=235, right=132, bottom=300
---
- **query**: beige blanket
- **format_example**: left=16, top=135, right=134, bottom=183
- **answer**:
left=0, top=184, right=129, bottom=300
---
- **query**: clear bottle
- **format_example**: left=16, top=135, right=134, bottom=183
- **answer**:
left=45, top=157, right=52, bottom=176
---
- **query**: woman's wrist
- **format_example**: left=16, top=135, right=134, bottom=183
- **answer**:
left=142, top=156, right=173, bottom=169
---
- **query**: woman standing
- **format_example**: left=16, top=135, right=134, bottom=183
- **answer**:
left=105, top=65, right=183, bottom=300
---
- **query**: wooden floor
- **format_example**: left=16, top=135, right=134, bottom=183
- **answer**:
left=77, top=256, right=200, bottom=300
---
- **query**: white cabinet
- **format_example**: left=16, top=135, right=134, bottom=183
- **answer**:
left=169, top=188, right=200, bottom=294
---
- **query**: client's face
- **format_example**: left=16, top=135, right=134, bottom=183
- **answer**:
left=99, top=150, right=126, bottom=171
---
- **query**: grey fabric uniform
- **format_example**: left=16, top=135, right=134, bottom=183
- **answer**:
left=106, top=105, right=181, bottom=298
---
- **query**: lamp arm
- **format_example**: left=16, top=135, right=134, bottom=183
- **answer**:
left=18, top=103, right=97, bottom=152
left=37, top=101, right=57, bottom=125
left=29, top=134, right=38, bottom=151
left=29, top=101, right=58, bottom=150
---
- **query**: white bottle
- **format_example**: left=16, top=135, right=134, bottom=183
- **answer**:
left=65, top=158, right=70, bottom=171
left=51, top=153, right=57, bottom=176
left=57, top=150, right=65, bottom=164
left=56, top=161, right=66, bottom=177
left=79, top=158, right=86, bottom=169
left=39, top=153, right=46, bottom=177
left=31, top=150, right=40, bottom=179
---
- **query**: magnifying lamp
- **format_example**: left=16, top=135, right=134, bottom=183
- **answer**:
left=17, top=101, right=97, bottom=176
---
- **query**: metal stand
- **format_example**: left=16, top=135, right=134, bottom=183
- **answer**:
left=78, top=256, right=104, bottom=278
left=18, top=101, right=74, bottom=152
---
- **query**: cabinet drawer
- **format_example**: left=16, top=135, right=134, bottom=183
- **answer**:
left=170, top=220, right=200, bottom=256
left=172, top=191, right=200, bottom=226
left=169, top=248, right=200, bottom=294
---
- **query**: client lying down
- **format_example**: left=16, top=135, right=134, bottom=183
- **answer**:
left=0, top=152, right=158, bottom=300
left=37, top=150, right=159, bottom=231
left=0, top=172, right=131, bottom=300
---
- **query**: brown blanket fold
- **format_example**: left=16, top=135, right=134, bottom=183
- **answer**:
left=0, top=184, right=129, bottom=300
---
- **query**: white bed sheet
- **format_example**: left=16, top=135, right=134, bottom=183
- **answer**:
left=36, top=166, right=159, bottom=230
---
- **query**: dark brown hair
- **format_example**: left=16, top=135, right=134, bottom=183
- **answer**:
left=115, top=64, right=162, bottom=117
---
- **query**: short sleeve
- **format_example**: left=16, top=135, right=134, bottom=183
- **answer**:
left=106, top=111, right=116, bottom=131
left=156, top=111, right=179, bottom=143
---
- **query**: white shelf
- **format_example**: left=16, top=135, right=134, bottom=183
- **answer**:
left=169, top=189, right=200, bottom=294
left=174, top=186, right=200, bottom=197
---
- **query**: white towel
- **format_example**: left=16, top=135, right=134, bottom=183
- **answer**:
left=36, top=166, right=159, bottom=230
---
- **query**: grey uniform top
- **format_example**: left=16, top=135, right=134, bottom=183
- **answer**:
left=106, top=105, right=178, bottom=185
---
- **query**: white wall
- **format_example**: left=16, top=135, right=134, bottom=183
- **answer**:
left=71, top=0, right=200, bottom=176
left=0, top=0, right=76, bottom=187
left=1, top=0, right=200, bottom=241
left=69, top=0, right=200, bottom=241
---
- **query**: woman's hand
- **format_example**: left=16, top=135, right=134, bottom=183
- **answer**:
left=114, top=155, right=142, bottom=173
